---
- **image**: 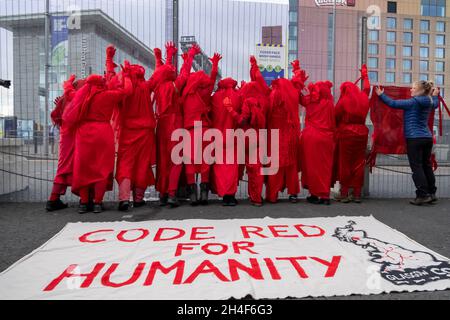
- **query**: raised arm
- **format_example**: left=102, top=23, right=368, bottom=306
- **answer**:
left=154, top=48, right=164, bottom=70
left=250, top=56, right=271, bottom=95
left=175, top=44, right=201, bottom=91
left=108, top=62, right=133, bottom=102
left=376, top=87, right=414, bottom=110
left=165, top=41, right=178, bottom=67
left=291, top=60, right=309, bottom=93
left=209, top=52, right=222, bottom=84
left=105, top=45, right=118, bottom=83
left=360, top=64, right=371, bottom=96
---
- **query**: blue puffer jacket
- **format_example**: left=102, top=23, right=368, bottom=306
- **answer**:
left=379, top=94, right=439, bottom=139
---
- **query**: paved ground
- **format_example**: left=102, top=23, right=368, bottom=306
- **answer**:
left=0, top=199, right=449, bottom=300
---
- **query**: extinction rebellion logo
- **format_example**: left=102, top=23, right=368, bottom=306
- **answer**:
left=334, top=221, right=450, bottom=286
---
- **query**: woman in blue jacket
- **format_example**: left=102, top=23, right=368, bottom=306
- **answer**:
left=375, top=81, right=440, bottom=206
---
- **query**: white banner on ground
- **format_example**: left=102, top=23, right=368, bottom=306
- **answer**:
left=1, top=216, right=450, bottom=300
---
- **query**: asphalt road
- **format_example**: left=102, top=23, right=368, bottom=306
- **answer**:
left=0, top=198, right=449, bottom=300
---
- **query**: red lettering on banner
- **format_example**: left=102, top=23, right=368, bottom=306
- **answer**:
left=229, top=258, right=264, bottom=281
left=276, top=257, right=309, bottom=278
left=190, top=227, right=216, bottom=241
left=117, top=229, right=149, bottom=243
left=175, top=243, right=201, bottom=257
left=101, top=263, right=146, bottom=288
left=43, top=263, right=105, bottom=291
left=233, top=242, right=258, bottom=255
left=294, top=225, right=325, bottom=238
left=145, top=261, right=185, bottom=285
left=264, top=258, right=282, bottom=280
left=202, top=243, right=228, bottom=255
left=79, top=230, right=114, bottom=243
left=184, top=260, right=230, bottom=284
left=241, top=226, right=268, bottom=239
left=310, top=256, right=342, bottom=278
left=268, top=225, right=299, bottom=238
left=154, top=228, right=186, bottom=242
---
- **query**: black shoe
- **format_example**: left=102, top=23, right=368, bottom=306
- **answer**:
left=229, top=196, right=238, bottom=207
left=223, top=195, right=238, bottom=207
left=289, top=195, right=298, bottom=204
left=46, top=199, right=68, bottom=212
left=223, top=195, right=231, bottom=206
left=133, top=201, right=147, bottom=208
left=307, top=195, right=319, bottom=204
left=318, top=199, right=331, bottom=206
left=410, top=197, right=432, bottom=206
left=93, top=203, right=103, bottom=214
left=431, top=194, right=438, bottom=203
left=159, top=195, right=169, bottom=207
left=87, top=201, right=95, bottom=212
left=188, top=184, right=199, bottom=206
left=118, top=201, right=130, bottom=212
left=168, top=196, right=180, bottom=208
left=200, top=183, right=210, bottom=206
left=79, top=204, right=89, bottom=215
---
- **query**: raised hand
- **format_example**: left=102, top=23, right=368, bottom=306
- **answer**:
left=165, top=41, right=178, bottom=56
left=291, top=60, right=300, bottom=71
left=360, top=64, right=368, bottom=79
left=106, top=45, right=116, bottom=59
left=250, top=55, right=257, bottom=66
left=209, top=53, right=222, bottom=65
left=121, top=60, right=132, bottom=77
left=375, top=86, right=384, bottom=96
left=189, top=44, right=202, bottom=57
left=154, top=48, right=162, bottom=60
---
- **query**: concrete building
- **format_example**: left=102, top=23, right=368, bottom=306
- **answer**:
left=0, top=9, right=156, bottom=128
left=295, top=0, right=450, bottom=100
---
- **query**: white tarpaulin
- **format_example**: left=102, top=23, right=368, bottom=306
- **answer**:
left=1, top=216, right=450, bottom=300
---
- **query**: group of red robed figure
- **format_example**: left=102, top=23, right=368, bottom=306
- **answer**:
left=47, top=42, right=371, bottom=213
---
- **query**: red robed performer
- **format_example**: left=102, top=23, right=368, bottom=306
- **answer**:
left=181, top=52, right=222, bottom=206
left=300, top=81, right=336, bottom=205
left=116, top=43, right=174, bottom=211
left=333, top=65, right=371, bottom=203
left=65, top=63, right=133, bottom=214
left=266, top=59, right=307, bottom=204
left=154, top=43, right=200, bottom=208
left=46, top=75, right=86, bottom=211
left=210, top=78, right=241, bottom=206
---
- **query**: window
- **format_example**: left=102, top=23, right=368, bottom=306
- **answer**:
left=436, top=21, right=446, bottom=32
left=368, top=44, right=379, bottom=55
left=403, top=73, right=412, bottom=84
left=420, top=60, right=429, bottom=71
left=387, top=1, right=397, bottom=14
left=420, top=74, right=429, bottom=81
left=403, top=32, right=413, bottom=43
left=436, top=34, right=445, bottom=46
left=289, top=11, right=298, bottom=23
left=403, top=60, right=412, bottom=70
left=420, top=33, right=429, bottom=44
left=387, top=17, right=397, bottom=29
left=404, top=18, right=413, bottom=30
left=436, top=48, right=445, bottom=59
left=288, top=53, right=297, bottom=63
left=289, top=26, right=298, bottom=38
left=289, top=39, right=297, bottom=51
left=435, top=74, right=444, bottom=86
left=436, top=61, right=445, bottom=72
left=402, top=46, right=412, bottom=57
left=420, top=20, right=430, bottom=31
left=387, top=31, right=396, bottom=42
left=386, top=72, right=396, bottom=83
left=369, top=30, right=379, bottom=41
left=386, top=45, right=396, bottom=56
left=368, top=57, right=379, bottom=68
left=421, top=0, right=446, bottom=17
left=420, top=47, right=429, bottom=58
left=369, top=71, right=378, bottom=83
left=386, top=58, right=396, bottom=70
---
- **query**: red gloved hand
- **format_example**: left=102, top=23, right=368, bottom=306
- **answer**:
left=250, top=56, right=258, bottom=67
left=154, top=48, right=162, bottom=61
left=121, top=60, right=132, bottom=77
left=189, top=44, right=202, bottom=57
left=181, top=52, right=189, bottom=63
left=165, top=41, right=178, bottom=56
left=63, top=74, right=76, bottom=92
left=291, top=60, right=300, bottom=71
left=209, top=53, right=222, bottom=65
left=106, top=45, right=116, bottom=59
left=360, top=64, right=368, bottom=80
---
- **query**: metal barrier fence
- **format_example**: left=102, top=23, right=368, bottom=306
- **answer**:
left=0, top=0, right=449, bottom=202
